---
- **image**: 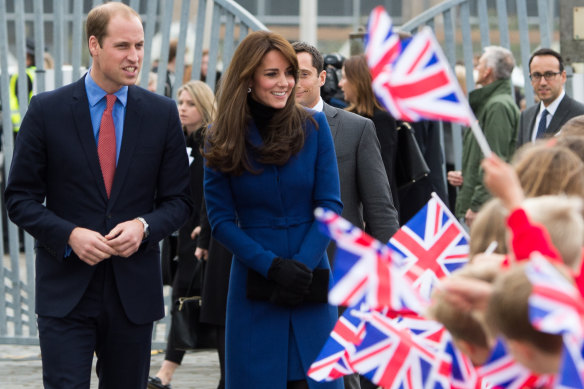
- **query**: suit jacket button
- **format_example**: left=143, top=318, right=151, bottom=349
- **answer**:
left=107, top=214, right=112, bottom=219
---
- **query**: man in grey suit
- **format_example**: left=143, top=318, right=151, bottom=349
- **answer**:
left=517, top=48, right=584, bottom=147
left=293, top=41, right=399, bottom=389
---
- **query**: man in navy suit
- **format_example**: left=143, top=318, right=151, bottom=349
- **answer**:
left=516, top=48, right=584, bottom=147
left=5, top=3, right=191, bottom=388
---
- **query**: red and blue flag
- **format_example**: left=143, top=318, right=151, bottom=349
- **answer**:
left=365, top=6, right=475, bottom=126
left=388, top=193, right=469, bottom=300
left=314, top=208, right=426, bottom=313
left=525, top=254, right=584, bottom=337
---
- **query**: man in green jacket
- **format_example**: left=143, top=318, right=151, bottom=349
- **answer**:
left=450, top=46, right=520, bottom=226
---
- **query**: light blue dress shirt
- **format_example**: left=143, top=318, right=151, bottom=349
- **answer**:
left=84, top=70, right=128, bottom=163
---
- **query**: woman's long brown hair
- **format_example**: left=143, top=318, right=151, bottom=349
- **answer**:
left=204, top=31, right=311, bottom=175
left=343, top=54, right=384, bottom=117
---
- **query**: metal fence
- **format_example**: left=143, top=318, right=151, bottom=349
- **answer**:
left=0, top=0, right=562, bottom=347
left=0, top=0, right=266, bottom=348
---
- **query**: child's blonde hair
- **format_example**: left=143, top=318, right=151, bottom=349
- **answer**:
left=469, top=198, right=508, bottom=260
left=513, top=144, right=584, bottom=198
left=521, top=195, right=584, bottom=270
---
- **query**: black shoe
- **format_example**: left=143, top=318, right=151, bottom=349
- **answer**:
left=147, top=376, right=172, bottom=389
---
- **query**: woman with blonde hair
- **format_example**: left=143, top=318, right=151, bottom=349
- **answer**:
left=203, top=30, right=342, bottom=388
left=149, top=80, right=216, bottom=389
left=339, top=54, right=399, bottom=211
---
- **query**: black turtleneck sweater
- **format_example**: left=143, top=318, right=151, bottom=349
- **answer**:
left=247, top=95, right=277, bottom=140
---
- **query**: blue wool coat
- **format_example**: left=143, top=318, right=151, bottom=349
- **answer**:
left=204, top=111, right=343, bottom=389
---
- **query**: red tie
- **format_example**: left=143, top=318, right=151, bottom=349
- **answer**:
left=98, top=94, right=117, bottom=197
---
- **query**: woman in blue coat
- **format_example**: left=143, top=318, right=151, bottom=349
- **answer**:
left=203, top=31, right=343, bottom=389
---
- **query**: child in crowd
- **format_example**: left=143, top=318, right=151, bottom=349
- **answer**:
left=512, top=143, right=584, bottom=198
left=428, top=262, right=498, bottom=366
left=486, top=263, right=566, bottom=376
left=468, top=198, right=508, bottom=260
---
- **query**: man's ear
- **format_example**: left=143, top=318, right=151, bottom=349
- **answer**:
left=318, top=70, right=327, bottom=86
left=88, top=36, right=99, bottom=57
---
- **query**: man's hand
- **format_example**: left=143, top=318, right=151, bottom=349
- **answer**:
left=105, top=220, right=145, bottom=258
left=447, top=170, right=463, bottom=187
left=68, top=227, right=118, bottom=266
left=464, top=209, right=477, bottom=227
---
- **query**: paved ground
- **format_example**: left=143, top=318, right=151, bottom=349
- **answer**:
left=0, top=344, right=221, bottom=388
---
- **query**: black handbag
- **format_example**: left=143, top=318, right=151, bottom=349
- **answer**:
left=170, top=259, right=216, bottom=350
left=395, top=122, right=430, bottom=189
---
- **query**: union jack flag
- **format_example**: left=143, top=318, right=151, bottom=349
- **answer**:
left=307, top=302, right=367, bottom=382
left=440, top=335, right=484, bottom=389
left=314, top=208, right=426, bottom=313
left=349, top=310, right=450, bottom=389
left=477, top=338, right=552, bottom=389
left=388, top=193, right=469, bottom=300
left=365, top=6, right=475, bottom=126
left=556, top=334, right=584, bottom=389
left=525, top=254, right=584, bottom=337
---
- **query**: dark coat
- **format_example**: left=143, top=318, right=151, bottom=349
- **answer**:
left=368, top=108, right=399, bottom=213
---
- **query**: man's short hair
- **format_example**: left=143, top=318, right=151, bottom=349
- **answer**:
left=528, top=48, right=565, bottom=73
left=482, top=46, right=515, bottom=80
left=86, top=2, right=141, bottom=50
left=291, top=41, right=324, bottom=74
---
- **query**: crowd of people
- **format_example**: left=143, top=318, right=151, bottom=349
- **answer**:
left=6, top=1, right=584, bottom=389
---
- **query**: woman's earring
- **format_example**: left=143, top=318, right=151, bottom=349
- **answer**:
left=247, top=87, right=251, bottom=93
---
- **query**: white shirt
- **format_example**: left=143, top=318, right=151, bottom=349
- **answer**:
left=531, top=89, right=565, bottom=142
left=311, top=97, right=324, bottom=112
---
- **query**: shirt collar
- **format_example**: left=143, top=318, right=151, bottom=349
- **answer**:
left=539, top=89, right=565, bottom=117
left=312, top=97, right=324, bottom=112
left=85, top=69, right=128, bottom=108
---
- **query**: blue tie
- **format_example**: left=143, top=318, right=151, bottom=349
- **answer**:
left=536, top=109, right=549, bottom=139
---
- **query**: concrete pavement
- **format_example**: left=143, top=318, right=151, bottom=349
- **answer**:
left=0, top=344, right=221, bottom=388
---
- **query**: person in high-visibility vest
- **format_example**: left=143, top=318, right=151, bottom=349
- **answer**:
left=9, top=38, right=36, bottom=133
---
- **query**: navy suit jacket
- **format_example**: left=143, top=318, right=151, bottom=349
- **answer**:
left=516, top=94, right=584, bottom=148
left=5, top=76, right=192, bottom=324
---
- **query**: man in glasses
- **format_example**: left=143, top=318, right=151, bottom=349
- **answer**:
left=516, top=48, right=584, bottom=147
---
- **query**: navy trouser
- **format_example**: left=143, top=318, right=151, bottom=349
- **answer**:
left=37, top=260, right=153, bottom=389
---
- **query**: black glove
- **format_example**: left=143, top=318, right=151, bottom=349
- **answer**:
left=267, top=257, right=313, bottom=295
left=270, top=285, right=305, bottom=307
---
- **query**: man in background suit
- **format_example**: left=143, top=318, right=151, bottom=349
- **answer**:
left=293, top=41, right=399, bottom=389
left=5, top=3, right=191, bottom=388
left=517, top=48, right=584, bottom=147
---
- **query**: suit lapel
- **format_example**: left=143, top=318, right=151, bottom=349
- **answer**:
left=323, top=103, right=340, bottom=142
left=71, top=77, right=109, bottom=202
left=547, top=95, right=571, bottom=135
left=108, top=86, right=142, bottom=207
